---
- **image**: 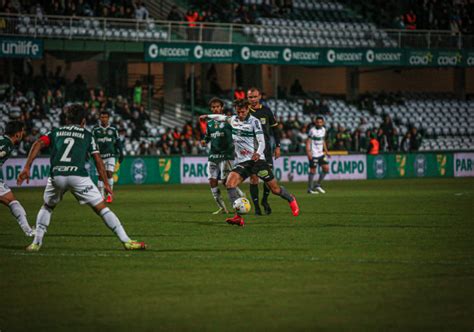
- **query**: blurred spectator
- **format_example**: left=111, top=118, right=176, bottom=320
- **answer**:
left=409, top=127, right=423, bottom=151
left=405, top=9, right=417, bottom=30
left=234, top=87, right=245, bottom=100
left=134, top=1, right=149, bottom=20
left=167, top=5, right=182, bottom=21
left=368, top=133, right=380, bottom=155
left=290, top=79, right=305, bottom=97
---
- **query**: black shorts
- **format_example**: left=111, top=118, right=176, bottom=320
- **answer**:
left=232, top=159, right=275, bottom=182
left=309, top=155, right=329, bottom=168
left=264, top=150, right=273, bottom=168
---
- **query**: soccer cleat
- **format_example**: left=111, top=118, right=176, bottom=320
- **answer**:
left=289, top=195, right=300, bottom=217
left=314, top=186, right=326, bottom=194
left=106, top=195, right=113, bottom=203
left=26, top=243, right=41, bottom=252
left=25, top=227, right=36, bottom=237
left=212, top=207, right=229, bottom=215
left=261, top=200, right=272, bottom=215
left=225, top=214, right=245, bottom=227
left=254, top=207, right=262, bottom=216
left=123, top=240, right=147, bottom=250
left=307, top=189, right=319, bottom=195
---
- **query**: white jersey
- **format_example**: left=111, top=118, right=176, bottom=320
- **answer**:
left=207, top=114, right=265, bottom=164
left=308, top=126, right=326, bottom=158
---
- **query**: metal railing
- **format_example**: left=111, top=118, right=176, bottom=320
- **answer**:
left=0, top=13, right=470, bottom=49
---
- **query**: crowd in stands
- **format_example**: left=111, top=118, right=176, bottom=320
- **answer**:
left=1, top=0, right=150, bottom=20
left=346, top=0, right=474, bottom=34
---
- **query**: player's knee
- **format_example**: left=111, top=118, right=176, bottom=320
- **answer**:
left=44, top=203, right=55, bottom=211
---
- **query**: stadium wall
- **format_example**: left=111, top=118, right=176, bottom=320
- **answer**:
left=2, top=153, right=473, bottom=188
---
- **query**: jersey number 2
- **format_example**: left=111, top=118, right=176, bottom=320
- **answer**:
left=60, top=138, right=75, bottom=162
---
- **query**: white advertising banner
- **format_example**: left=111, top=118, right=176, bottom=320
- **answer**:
left=273, top=155, right=367, bottom=181
left=0, top=157, right=50, bottom=187
left=454, top=153, right=474, bottom=177
left=181, top=155, right=367, bottom=184
left=181, top=156, right=209, bottom=184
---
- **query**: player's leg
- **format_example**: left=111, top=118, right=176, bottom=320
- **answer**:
left=249, top=174, right=262, bottom=215
left=261, top=153, right=273, bottom=214
left=307, top=157, right=318, bottom=194
left=0, top=186, right=34, bottom=236
left=208, top=161, right=228, bottom=214
left=314, top=159, right=329, bottom=194
left=70, top=176, right=146, bottom=250
left=254, top=160, right=300, bottom=216
left=27, top=177, right=65, bottom=251
left=224, top=169, right=246, bottom=226
left=105, top=158, right=115, bottom=203
left=223, top=160, right=245, bottom=198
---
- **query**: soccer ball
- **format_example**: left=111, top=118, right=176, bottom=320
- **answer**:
left=233, top=197, right=251, bottom=215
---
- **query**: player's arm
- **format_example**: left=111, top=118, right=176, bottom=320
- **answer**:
left=253, top=119, right=265, bottom=161
left=323, top=136, right=330, bottom=158
left=201, top=122, right=211, bottom=146
left=269, top=111, right=281, bottom=158
left=306, top=137, right=312, bottom=160
left=200, top=114, right=230, bottom=123
left=17, top=136, right=48, bottom=185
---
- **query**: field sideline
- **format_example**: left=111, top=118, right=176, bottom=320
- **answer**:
left=1, top=178, right=473, bottom=331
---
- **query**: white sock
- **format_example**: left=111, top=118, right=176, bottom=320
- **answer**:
left=98, top=180, right=104, bottom=198
left=236, top=186, right=245, bottom=198
left=33, top=205, right=53, bottom=245
left=99, top=207, right=131, bottom=243
left=107, top=177, right=114, bottom=191
left=211, top=187, right=226, bottom=210
left=9, top=200, right=33, bottom=235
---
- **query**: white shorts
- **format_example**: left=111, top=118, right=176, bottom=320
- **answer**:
left=207, top=160, right=233, bottom=180
left=43, top=176, right=103, bottom=207
left=0, top=180, right=12, bottom=196
left=103, top=157, right=116, bottom=173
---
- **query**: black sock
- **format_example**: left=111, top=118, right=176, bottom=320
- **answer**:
left=250, top=184, right=260, bottom=209
left=262, top=183, right=270, bottom=202
left=279, top=186, right=294, bottom=202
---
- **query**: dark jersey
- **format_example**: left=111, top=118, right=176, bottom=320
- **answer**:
left=45, top=125, right=99, bottom=177
left=249, top=104, right=279, bottom=155
left=0, top=135, right=14, bottom=167
left=204, top=119, right=234, bottom=162
left=92, top=125, right=121, bottom=159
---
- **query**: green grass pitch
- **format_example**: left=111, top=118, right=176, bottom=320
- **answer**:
left=1, top=178, right=473, bottom=331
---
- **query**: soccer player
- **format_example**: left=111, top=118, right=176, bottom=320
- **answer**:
left=200, top=99, right=299, bottom=227
left=0, top=121, right=35, bottom=237
left=201, top=97, right=244, bottom=214
left=17, top=104, right=146, bottom=251
left=92, top=110, right=123, bottom=203
left=247, top=87, right=281, bottom=215
left=306, top=116, right=330, bottom=194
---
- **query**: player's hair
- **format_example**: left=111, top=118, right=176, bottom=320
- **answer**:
left=233, top=99, right=250, bottom=109
left=65, top=104, right=86, bottom=125
left=316, top=116, right=325, bottom=121
left=247, top=87, right=260, bottom=94
left=100, top=110, right=110, bottom=117
left=5, top=120, right=24, bottom=136
left=208, top=97, right=224, bottom=107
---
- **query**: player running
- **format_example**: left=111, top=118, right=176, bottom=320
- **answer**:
left=201, top=97, right=244, bottom=214
left=200, top=99, right=299, bottom=227
left=0, top=121, right=35, bottom=237
left=247, top=87, right=281, bottom=215
left=92, top=110, right=123, bottom=203
left=306, top=116, right=330, bottom=194
left=17, top=104, right=146, bottom=251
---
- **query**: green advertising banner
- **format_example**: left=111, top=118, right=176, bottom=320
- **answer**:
left=145, top=43, right=473, bottom=67
left=87, top=156, right=181, bottom=185
left=368, top=153, right=453, bottom=179
left=0, top=37, right=43, bottom=59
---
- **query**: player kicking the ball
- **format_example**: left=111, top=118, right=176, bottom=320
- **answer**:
left=306, top=116, right=330, bottom=194
left=200, top=99, right=299, bottom=227
left=0, top=121, right=35, bottom=237
left=201, top=97, right=244, bottom=214
left=92, top=110, right=123, bottom=203
left=17, top=104, right=146, bottom=251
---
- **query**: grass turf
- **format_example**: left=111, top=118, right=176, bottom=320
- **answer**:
left=0, top=178, right=473, bottom=331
